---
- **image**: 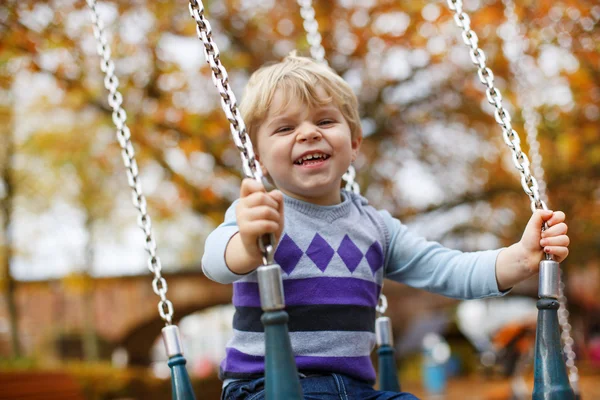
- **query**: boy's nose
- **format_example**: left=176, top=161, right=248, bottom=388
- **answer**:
left=296, top=124, right=322, bottom=142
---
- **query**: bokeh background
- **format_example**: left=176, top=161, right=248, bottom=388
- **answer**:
left=1, top=0, right=599, bottom=399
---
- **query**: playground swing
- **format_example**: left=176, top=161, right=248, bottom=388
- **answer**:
left=85, top=0, right=579, bottom=398
left=500, top=0, right=580, bottom=397
left=86, top=1, right=196, bottom=398
left=297, top=1, right=580, bottom=398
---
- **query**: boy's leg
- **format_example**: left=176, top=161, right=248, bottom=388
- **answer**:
left=221, top=377, right=266, bottom=400
left=339, top=374, right=421, bottom=400
left=221, top=374, right=420, bottom=400
left=300, top=374, right=349, bottom=400
left=221, top=375, right=340, bottom=400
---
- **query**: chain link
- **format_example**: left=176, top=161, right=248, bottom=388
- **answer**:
left=86, top=0, right=173, bottom=325
left=376, top=293, right=388, bottom=315
left=502, top=0, right=578, bottom=390
left=296, top=0, right=327, bottom=64
left=447, top=0, right=546, bottom=214
left=342, top=165, right=360, bottom=194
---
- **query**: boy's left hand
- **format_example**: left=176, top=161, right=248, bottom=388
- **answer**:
left=520, top=209, right=570, bottom=265
left=496, top=209, right=570, bottom=291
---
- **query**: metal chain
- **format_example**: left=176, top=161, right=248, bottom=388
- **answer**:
left=296, top=0, right=360, bottom=195
left=521, top=105, right=547, bottom=203
left=446, top=0, right=547, bottom=214
left=296, top=0, right=327, bottom=64
left=342, top=165, right=360, bottom=194
left=502, top=0, right=579, bottom=391
left=188, top=1, right=262, bottom=183
left=188, top=0, right=277, bottom=263
left=86, top=0, right=173, bottom=325
left=376, top=293, right=388, bottom=315
left=558, top=278, right=579, bottom=391
left=502, top=0, right=548, bottom=204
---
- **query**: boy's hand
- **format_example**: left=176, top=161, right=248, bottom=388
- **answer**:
left=235, top=178, right=284, bottom=263
left=520, top=209, right=570, bottom=267
left=496, top=209, right=570, bottom=291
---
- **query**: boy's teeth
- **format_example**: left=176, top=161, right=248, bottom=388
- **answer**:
left=303, top=153, right=322, bottom=161
left=295, top=153, right=329, bottom=164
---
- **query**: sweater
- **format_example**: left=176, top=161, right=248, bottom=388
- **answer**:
left=202, top=191, right=504, bottom=383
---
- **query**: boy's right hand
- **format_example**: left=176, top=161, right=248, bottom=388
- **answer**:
left=235, top=178, right=284, bottom=263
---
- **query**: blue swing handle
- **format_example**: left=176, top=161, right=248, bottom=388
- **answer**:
left=532, top=260, right=575, bottom=400
left=378, top=345, right=401, bottom=392
left=258, top=264, right=304, bottom=399
left=163, top=325, right=197, bottom=400
left=376, top=316, right=401, bottom=392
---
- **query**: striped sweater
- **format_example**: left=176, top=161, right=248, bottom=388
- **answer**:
left=202, top=191, right=504, bottom=383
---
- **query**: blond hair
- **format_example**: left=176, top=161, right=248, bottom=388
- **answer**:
left=239, top=54, right=362, bottom=143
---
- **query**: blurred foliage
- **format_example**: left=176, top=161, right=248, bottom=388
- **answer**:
left=0, top=0, right=598, bottom=280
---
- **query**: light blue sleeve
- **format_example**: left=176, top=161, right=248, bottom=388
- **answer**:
left=201, top=200, right=250, bottom=284
left=379, top=210, right=508, bottom=299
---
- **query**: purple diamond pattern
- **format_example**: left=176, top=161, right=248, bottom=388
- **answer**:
left=365, top=241, right=384, bottom=275
left=274, top=234, right=303, bottom=275
left=306, top=233, right=335, bottom=272
left=337, top=235, right=363, bottom=273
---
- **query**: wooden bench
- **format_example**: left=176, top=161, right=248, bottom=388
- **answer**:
left=0, top=371, right=84, bottom=400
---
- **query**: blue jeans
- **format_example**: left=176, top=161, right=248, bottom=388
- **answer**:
left=221, top=374, right=420, bottom=400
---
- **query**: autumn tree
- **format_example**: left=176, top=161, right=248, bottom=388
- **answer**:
left=0, top=0, right=599, bottom=359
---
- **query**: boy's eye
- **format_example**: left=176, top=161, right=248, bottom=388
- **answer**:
left=318, top=119, right=335, bottom=126
left=275, top=126, right=293, bottom=134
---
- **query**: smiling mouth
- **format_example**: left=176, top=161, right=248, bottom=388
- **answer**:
left=294, top=153, right=331, bottom=166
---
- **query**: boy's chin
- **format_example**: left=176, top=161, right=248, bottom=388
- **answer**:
left=281, top=186, right=344, bottom=205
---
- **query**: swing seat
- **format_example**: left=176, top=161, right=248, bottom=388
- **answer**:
left=0, top=371, right=85, bottom=400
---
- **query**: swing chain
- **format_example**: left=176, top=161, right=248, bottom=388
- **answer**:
left=188, top=0, right=262, bottom=183
left=502, top=0, right=547, bottom=204
left=559, top=277, right=579, bottom=389
left=446, top=0, right=546, bottom=214
left=296, top=0, right=327, bottom=64
left=376, top=293, right=388, bottom=315
left=189, top=0, right=275, bottom=264
left=342, top=165, right=360, bottom=194
left=296, top=0, right=360, bottom=195
left=86, top=0, right=173, bottom=325
left=502, top=0, right=579, bottom=390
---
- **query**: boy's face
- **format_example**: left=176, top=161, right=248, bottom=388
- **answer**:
left=255, top=87, right=361, bottom=205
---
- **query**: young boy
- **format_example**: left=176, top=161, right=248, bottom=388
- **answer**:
left=202, top=55, right=570, bottom=399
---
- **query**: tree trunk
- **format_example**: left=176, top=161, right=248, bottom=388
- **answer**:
left=0, top=104, right=21, bottom=357
left=82, top=214, right=99, bottom=361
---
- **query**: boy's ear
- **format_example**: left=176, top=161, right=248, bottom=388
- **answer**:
left=351, top=135, right=362, bottom=162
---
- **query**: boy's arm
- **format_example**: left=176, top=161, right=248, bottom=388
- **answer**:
left=495, top=209, right=569, bottom=291
left=380, top=209, right=569, bottom=298
left=381, top=210, right=505, bottom=299
left=201, top=200, right=249, bottom=284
